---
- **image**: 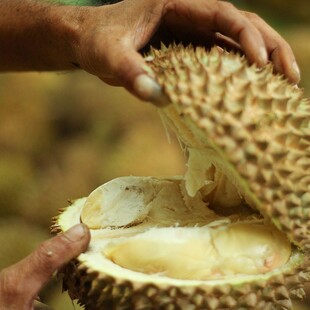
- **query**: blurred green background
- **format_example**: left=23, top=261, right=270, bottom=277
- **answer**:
left=0, top=1, right=309, bottom=309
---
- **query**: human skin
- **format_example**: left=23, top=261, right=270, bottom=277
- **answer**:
left=0, top=224, right=90, bottom=310
left=0, top=0, right=301, bottom=308
left=0, top=0, right=300, bottom=103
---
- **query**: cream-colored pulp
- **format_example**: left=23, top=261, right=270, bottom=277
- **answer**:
left=80, top=171, right=291, bottom=281
left=104, top=223, right=290, bottom=280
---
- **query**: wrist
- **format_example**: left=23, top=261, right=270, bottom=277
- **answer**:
left=41, top=4, right=84, bottom=70
left=0, top=0, right=93, bottom=71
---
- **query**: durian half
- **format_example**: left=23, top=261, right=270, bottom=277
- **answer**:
left=51, top=45, right=310, bottom=310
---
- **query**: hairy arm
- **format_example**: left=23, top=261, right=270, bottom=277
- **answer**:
left=0, top=0, right=300, bottom=101
left=0, top=0, right=84, bottom=71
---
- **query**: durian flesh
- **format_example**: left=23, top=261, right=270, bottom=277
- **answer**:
left=56, top=176, right=306, bottom=310
left=52, top=45, right=310, bottom=310
left=80, top=176, right=291, bottom=281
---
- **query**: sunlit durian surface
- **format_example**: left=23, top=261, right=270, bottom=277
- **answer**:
left=0, top=0, right=309, bottom=309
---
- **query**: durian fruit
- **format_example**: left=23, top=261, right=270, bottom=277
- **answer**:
left=52, top=45, right=310, bottom=310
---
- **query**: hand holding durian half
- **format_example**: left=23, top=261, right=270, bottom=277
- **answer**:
left=51, top=45, right=310, bottom=310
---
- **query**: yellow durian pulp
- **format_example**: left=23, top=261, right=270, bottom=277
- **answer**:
left=105, top=224, right=290, bottom=280
left=79, top=175, right=291, bottom=282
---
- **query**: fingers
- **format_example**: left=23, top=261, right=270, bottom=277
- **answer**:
left=77, top=0, right=299, bottom=102
left=133, top=74, right=167, bottom=105
left=165, top=0, right=268, bottom=66
left=165, top=0, right=297, bottom=82
left=27, top=224, right=90, bottom=290
left=242, top=12, right=300, bottom=84
left=74, top=2, right=167, bottom=104
left=211, top=1, right=268, bottom=66
left=213, top=33, right=242, bottom=54
left=0, top=224, right=90, bottom=308
left=104, top=42, right=168, bottom=105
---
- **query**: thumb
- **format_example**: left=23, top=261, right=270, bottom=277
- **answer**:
left=0, top=224, right=90, bottom=308
left=106, top=44, right=168, bottom=106
left=14, top=224, right=90, bottom=302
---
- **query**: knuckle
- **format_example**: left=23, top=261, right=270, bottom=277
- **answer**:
left=162, top=0, right=173, bottom=13
left=113, top=55, right=136, bottom=85
left=218, top=1, right=235, bottom=11
left=246, top=12, right=260, bottom=21
left=248, top=12, right=263, bottom=23
left=114, top=56, right=130, bottom=76
left=280, top=41, right=292, bottom=52
left=251, top=13, right=260, bottom=21
left=272, top=41, right=291, bottom=55
left=58, top=234, right=78, bottom=252
left=229, top=17, right=250, bottom=37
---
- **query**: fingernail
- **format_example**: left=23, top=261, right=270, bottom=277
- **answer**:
left=291, top=61, right=301, bottom=82
left=64, top=224, right=87, bottom=242
left=133, top=74, right=169, bottom=107
left=258, top=47, right=268, bottom=66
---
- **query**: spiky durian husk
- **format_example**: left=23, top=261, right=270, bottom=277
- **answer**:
left=146, top=44, right=310, bottom=250
left=51, top=45, right=310, bottom=310
left=51, top=202, right=310, bottom=310
left=60, top=259, right=309, bottom=310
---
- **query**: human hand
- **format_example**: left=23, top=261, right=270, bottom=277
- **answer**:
left=0, top=224, right=90, bottom=310
left=73, top=0, right=300, bottom=102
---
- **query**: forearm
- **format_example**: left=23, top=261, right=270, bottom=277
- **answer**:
left=0, top=0, right=300, bottom=100
left=0, top=0, right=86, bottom=71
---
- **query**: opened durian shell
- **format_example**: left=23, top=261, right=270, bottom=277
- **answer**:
left=146, top=44, right=310, bottom=250
left=51, top=45, right=310, bottom=310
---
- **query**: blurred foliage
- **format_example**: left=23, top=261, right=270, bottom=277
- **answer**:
left=0, top=1, right=309, bottom=309
left=232, top=0, right=310, bottom=24
left=0, top=71, right=184, bottom=308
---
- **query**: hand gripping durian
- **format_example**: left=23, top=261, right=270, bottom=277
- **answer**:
left=51, top=45, right=310, bottom=310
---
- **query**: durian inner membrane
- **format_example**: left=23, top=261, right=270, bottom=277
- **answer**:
left=81, top=174, right=291, bottom=281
